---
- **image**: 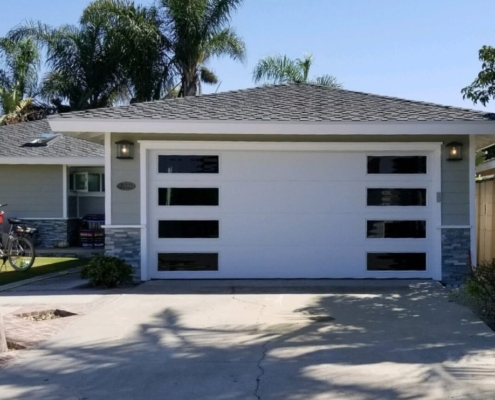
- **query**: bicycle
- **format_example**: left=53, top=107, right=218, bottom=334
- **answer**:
left=0, top=204, right=36, bottom=272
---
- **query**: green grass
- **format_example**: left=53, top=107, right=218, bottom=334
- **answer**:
left=0, top=257, right=88, bottom=287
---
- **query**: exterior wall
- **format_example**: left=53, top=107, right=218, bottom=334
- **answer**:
left=110, top=133, right=470, bottom=226
left=22, top=218, right=81, bottom=247
left=68, top=196, right=104, bottom=218
left=442, top=228, right=471, bottom=285
left=105, top=228, right=141, bottom=279
left=0, top=165, right=63, bottom=219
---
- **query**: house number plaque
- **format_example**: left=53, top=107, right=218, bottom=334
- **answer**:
left=117, top=182, right=136, bottom=191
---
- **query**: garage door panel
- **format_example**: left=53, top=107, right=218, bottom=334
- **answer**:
left=147, top=147, right=439, bottom=279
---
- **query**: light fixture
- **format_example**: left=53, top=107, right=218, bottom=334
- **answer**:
left=446, top=142, right=463, bottom=161
left=116, top=140, right=134, bottom=160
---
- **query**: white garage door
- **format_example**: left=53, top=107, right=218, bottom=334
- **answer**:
left=145, top=143, right=441, bottom=279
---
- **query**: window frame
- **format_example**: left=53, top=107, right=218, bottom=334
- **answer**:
left=366, top=220, right=427, bottom=239
left=158, top=220, right=220, bottom=239
left=157, top=252, right=219, bottom=272
left=367, top=155, right=428, bottom=175
left=366, top=252, right=428, bottom=272
left=158, top=187, right=220, bottom=206
left=157, top=155, right=220, bottom=174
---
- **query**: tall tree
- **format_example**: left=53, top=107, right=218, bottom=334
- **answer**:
left=462, top=45, right=495, bottom=106
left=253, top=53, right=341, bottom=88
left=0, top=37, right=40, bottom=114
left=159, top=0, right=246, bottom=97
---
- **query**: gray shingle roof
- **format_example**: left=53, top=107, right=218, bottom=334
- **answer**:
left=0, top=119, right=104, bottom=158
left=51, top=83, right=495, bottom=122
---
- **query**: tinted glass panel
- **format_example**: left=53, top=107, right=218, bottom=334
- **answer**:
left=368, top=156, right=427, bottom=174
left=367, top=253, right=426, bottom=271
left=367, top=221, right=426, bottom=238
left=88, top=173, right=100, bottom=192
left=158, top=253, right=218, bottom=271
left=158, top=188, right=219, bottom=206
left=158, top=220, right=219, bottom=238
left=158, top=155, right=219, bottom=173
left=367, top=188, right=426, bottom=206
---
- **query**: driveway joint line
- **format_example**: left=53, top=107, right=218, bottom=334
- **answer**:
left=253, top=340, right=269, bottom=400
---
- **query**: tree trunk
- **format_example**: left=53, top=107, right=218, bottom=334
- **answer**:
left=180, top=74, right=198, bottom=97
left=0, top=314, right=7, bottom=353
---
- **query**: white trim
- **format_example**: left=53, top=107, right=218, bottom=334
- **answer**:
left=140, top=144, right=148, bottom=281
left=437, top=225, right=472, bottom=229
left=0, top=156, right=103, bottom=165
left=104, top=133, right=112, bottom=225
left=476, top=158, right=495, bottom=174
left=102, top=225, right=145, bottom=229
left=62, top=165, right=68, bottom=219
left=49, top=119, right=495, bottom=136
left=138, top=141, right=443, bottom=152
left=431, top=146, right=443, bottom=280
left=470, top=134, right=477, bottom=267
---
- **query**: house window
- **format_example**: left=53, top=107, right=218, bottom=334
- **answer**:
left=158, top=155, right=219, bottom=173
left=158, top=220, right=219, bottom=238
left=158, top=253, right=218, bottom=271
left=70, top=172, right=105, bottom=193
left=367, top=188, right=426, bottom=206
left=158, top=188, right=219, bottom=206
left=367, top=156, right=427, bottom=174
left=367, top=221, right=426, bottom=239
left=367, top=253, right=427, bottom=271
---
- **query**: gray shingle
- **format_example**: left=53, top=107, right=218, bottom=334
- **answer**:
left=0, top=119, right=104, bottom=158
left=51, top=83, right=495, bottom=122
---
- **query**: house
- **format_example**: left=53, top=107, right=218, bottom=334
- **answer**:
left=48, top=83, right=495, bottom=284
left=0, top=119, right=104, bottom=247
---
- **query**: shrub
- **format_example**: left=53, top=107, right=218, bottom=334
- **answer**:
left=464, top=260, right=495, bottom=316
left=81, top=255, right=133, bottom=288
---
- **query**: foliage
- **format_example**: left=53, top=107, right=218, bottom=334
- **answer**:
left=253, top=53, right=342, bottom=88
left=159, top=0, right=246, bottom=96
left=81, top=255, right=133, bottom=288
left=462, top=45, right=495, bottom=106
left=0, top=37, right=40, bottom=116
left=464, top=260, right=495, bottom=316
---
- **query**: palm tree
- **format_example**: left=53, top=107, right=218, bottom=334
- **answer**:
left=0, top=37, right=40, bottom=115
left=158, top=0, right=246, bottom=97
left=253, top=53, right=341, bottom=88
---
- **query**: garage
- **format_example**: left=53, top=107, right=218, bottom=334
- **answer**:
left=143, top=142, right=441, bottom=280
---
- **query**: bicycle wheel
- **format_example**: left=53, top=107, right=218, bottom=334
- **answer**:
left=8, top=237, right=36, bottom=271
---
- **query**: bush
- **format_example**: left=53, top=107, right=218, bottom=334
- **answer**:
left=81, top=255, right=133, bottom=288
left=464, top=260, right=495, bottom=316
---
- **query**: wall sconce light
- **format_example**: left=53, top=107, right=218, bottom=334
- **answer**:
left=116, top=140, right=134, bottom=160
left=446, top=142, right=463, bottom=161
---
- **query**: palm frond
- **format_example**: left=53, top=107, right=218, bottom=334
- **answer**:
left=252, top=54, right=302, bottom=85
left=200, top=66, right=218, bottom=84
left=310, top=74, right=342, bottom=88
left=203, top=27, right=246, bottom=63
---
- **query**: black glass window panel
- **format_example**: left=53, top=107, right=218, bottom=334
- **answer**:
left=368, top=156, right=427, bottom=174
left=158, top=220, right=219, bottom=238
left=158, top=253, right=218, bottom=271
left=367, top=253, right=426, bottom=271
left=367, top=188, right=426, bottom=206
left=367, top=221, right=426, bottom=238
left=158, top=188, right=219, bottom=206
left=158, top=155, right=219, bottom=173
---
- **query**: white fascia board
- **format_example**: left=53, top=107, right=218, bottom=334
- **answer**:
left=0, top=157, right=104, bottom=165
left=138, top=140, right=443, bottom=152
left=48, top=119, right=495, bottom=136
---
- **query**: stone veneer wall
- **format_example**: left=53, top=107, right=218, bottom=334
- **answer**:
left=441, top=228, right=471, bottom=285
left=105, top=228, right=141, bottom=280
left=22, top=218, right=81, bottom=248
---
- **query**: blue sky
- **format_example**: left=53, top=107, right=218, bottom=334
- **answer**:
left=1, top=0, right=494, bottom=111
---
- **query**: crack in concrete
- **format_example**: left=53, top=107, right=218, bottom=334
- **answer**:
left=253, top=341, right=269, bottom=400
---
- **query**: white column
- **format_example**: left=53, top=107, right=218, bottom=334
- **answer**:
left=104, top=133, right=112, bottom=225
left=62, top=165, right=68, bottom=219
left=469, top=134, right=477, bottom=267
left=140, top=143, right=148, bottom=281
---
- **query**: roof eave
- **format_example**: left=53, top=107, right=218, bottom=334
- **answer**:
left=49, top=118, right=495, bottom=136
left=0, top=156, right=104, bottom=165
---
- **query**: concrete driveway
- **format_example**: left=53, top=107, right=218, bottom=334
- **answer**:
left=0, top=280, right=494, bottom=400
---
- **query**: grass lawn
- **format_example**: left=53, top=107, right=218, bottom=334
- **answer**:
left=0, top=257, right=88, bottom=287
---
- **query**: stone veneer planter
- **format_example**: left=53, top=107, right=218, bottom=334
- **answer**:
left=441, top=228, right=471, bottom=285
left=21, top=218, right=81, bottom=248
left=104, top=228, right=141, bottom=280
